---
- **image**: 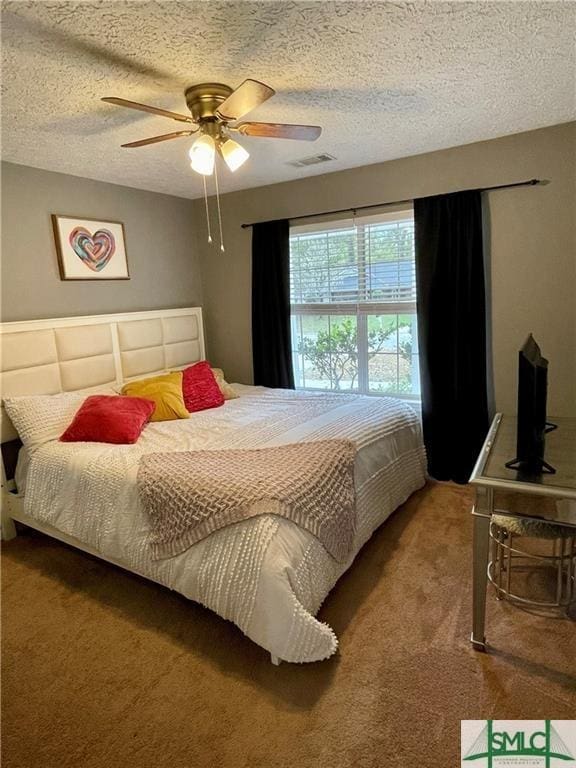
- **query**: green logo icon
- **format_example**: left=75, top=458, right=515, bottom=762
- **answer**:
left=464, top=720, right=574, bottom=767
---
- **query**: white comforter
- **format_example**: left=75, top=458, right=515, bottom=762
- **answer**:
left=22, top=386, right=426, bottom=663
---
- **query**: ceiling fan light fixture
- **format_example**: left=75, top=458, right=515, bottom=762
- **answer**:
left=189, top=134, right=215, bottom=176
left=219, top=138, right=250, bottom=172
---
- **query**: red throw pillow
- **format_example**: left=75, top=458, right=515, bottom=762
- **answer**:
left=181, top=361, right=225, bottom=413
left=60, top=395, right=156, bottom=444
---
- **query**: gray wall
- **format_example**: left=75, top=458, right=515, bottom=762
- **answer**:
left=195, top=122, right=576, bottom=417
left=1, top=162, right=202, bottom=321
left=3, top=124, right=575, bottom=418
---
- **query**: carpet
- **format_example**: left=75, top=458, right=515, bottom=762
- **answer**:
left=2, top=482, right=574, bottom=768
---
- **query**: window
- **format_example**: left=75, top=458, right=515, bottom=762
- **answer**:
left=290, top=208, right=420, bottom=398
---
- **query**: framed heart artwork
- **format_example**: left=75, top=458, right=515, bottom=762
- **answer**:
left=51, top=214, right=130, bottom=280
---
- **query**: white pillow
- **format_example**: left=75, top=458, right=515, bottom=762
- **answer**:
left=3, top=390, right=114, bottom=454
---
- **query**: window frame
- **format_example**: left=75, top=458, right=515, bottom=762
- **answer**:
left=289, top=207, right=420, bottom=400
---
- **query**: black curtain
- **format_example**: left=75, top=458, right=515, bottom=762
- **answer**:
left=414, top=190, right=489, bottom=483
left=251, top=219, right=295, bottom=388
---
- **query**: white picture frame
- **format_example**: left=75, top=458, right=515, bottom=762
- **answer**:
left=51, top=214, right=130, bottom=281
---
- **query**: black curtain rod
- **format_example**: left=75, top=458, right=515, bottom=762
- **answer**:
left=240, top=178, right=547, bottom=229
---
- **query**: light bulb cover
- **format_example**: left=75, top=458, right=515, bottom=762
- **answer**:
left=189, top=135, right=215, bottom=176
left=220, top=138, right=249, bottom=172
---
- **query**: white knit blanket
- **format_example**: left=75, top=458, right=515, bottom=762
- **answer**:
left=139, top=440, right=356, bottom=562
left=22, top=386, right=427, bottom=663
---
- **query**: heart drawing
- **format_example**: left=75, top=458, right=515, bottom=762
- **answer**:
left=69, top=227, right=116, bottom=272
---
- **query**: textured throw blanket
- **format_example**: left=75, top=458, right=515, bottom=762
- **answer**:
left=138, top=439, right=357, bottom=562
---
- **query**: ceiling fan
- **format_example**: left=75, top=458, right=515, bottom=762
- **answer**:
left=102, top=79, right=322, bottom=176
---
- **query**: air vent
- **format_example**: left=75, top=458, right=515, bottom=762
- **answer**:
left=287, top=153, right=336, bottom=168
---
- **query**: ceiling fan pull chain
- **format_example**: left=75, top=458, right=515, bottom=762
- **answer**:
left=214, top=160, right=225, bottom=253
left=202, top=175, right=213, bottom=244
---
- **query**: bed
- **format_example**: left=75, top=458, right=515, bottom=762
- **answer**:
left=1, top=308, right=426, bottom=663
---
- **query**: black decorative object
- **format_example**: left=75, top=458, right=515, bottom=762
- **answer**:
left=505, top=334, right=557, bottom=475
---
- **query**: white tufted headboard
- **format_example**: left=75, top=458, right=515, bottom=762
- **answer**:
left=0, top=307, right=205, bottom=443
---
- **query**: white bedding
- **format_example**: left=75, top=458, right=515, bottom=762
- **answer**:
left=20, top=386, right=426, bottom=663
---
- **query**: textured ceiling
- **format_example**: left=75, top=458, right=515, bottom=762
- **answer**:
left=2, top=1, right=575, bottom=199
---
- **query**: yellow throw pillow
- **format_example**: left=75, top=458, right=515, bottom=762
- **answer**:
left=121, top=372, right=189, bottom=422
left=211, top=368, right=239, bottom=400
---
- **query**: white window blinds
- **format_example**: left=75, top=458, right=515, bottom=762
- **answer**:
left=290, top=209, right=416, bottom=310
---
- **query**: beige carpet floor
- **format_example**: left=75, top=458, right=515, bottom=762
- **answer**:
left=2, top=482, right=575, bottom=768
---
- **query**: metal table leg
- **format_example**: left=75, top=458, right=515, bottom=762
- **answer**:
left=471, top=487, right=493, bottom=651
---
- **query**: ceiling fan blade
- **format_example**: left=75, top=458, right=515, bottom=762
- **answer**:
left=102, top=97, right=195, bottom=124
left=121, top=130, right=198, bottom=148
left=216, top=79, right=275, bottom=121
left=235, top=122, right=322, bottom=141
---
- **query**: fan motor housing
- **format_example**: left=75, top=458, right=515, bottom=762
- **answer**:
left=184, top=83, right=233, bottom=121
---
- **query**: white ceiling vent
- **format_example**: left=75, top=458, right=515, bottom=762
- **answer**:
left=287, top=153, right=336, bottom=168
